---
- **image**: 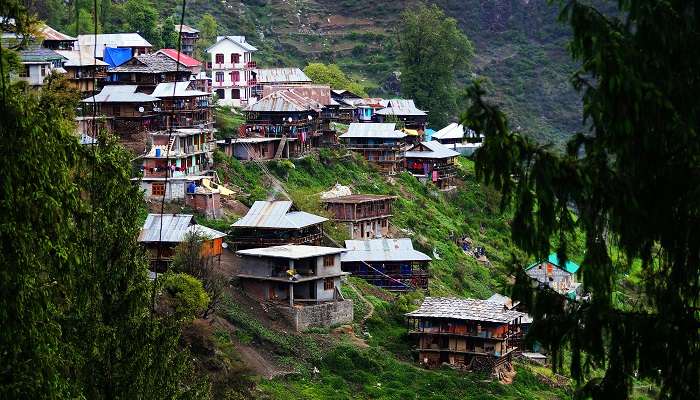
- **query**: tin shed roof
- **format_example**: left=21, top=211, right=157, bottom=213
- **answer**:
left=38, top=24, right=76, bottom=42
left=232, top=201, right=327, bottom=229
left=156, top=49, right=202, bottom=67
left=245, top=90, right=323, bottom=112
left=525, top=253, right=581, bottom=274
left=151, top=81, right=209, bottom=98
left=138, top=214, right=226, bottom=243
left=339, top=123, right=405, bottom=139
left=55, top=50, right=108, bottom=67
left=406, top=297, right=525, bottom=324
left=81, top=85, right=159, bottom=103
left=237, top=245, right=345, bottom=260
left=255, top=67, right=311, bottom=84
left=77, top=33, right=152, bottom=58
left=376, top=99, right=427, bottom=116
left=432, top=123, right=465, bottom=140
left=175, top=24, right=199, bottom=34
left=341, top=238, right=431, bottom=263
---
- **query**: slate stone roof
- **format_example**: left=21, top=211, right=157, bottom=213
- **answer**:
left=406, top=297, right=525, bottom=324
left=110, top=53, right=182, bottom=74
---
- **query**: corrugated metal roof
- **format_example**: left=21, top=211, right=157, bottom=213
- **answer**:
left=432, top=123, right=464, bottom=140
left=19, top=46, right=65, bottom=63
left=339, top=123, right=405, bottom=139
left=525, top=253, right=580, bottom=274
left=81, top=85, right=159, bottom=103
left=255, top=67, right=311, bottom=84
left=376, top=98, right=427, bottom=116
left=55, top=50, right=108, bottom=67
left=405, top=141, right=460, bottom=159
left=405, top=297, right=525, bottom=323
left=232, top=201, right=327, bottom=229
left=237, top=245, right=345, bottom=260
left=38, top=24, right=76, bottom=42
left=138, top=214, right=226, bottom=243
left=156, top=49, right=202, bottom=67
left=245, top=90, right=323, bottom=112
left=341, top=238, right=431, bottom=262
left=175, top=24, right=199, bottom=34
left=151, top=81, right=209, bottom=98
left=77, top=33, right=152, bottom=58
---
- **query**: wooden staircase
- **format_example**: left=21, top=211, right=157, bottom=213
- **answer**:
left=274, top=135, right=288, bottom=159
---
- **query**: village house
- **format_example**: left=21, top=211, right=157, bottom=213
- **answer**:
left=341, top=238, right=431, bottom=291
left=261, top=84, right=338, bottom=146
left=151, top=81, right=212, bottom=130
left=405, top=141, right=460, bottom=190
left=80, top=85, right=162, bottom=153
left=405, top=297, right=525, bottom=371
left=76, top=33, right=152, bottom=60
left=486, top=293, right=537, bottom=355
left=207, top=36, right=257, bottom=106
left=339, top=122, right=407, bottom=174
left=184, top=182, right=223, bottom=219
left=236, top=245, right=353, bottom=330
left=525, top=253, right=581, bottom=299
left=174, top=24, right=199, bottom=57
left=375, top=99, right=428, bottom=136
left=331, top=89, right=362, bottom=124
left=37, top=23, right=76, bottom=50
left=155, top=49, right=209, bottom=92
left=138, top=213, right=226, bottom=271
left=241, top=90, right=322, bottom=156
left=17, top=47, right=65, bottom=87
left=55, top=50, right=108, bottom=95
left=431, top=122, right=483, bottom=156
left=230, top=200, right=327, bottom=249
left=107, top=53, right=192, bottom=93
left=321, top=194, right=397, bottom=239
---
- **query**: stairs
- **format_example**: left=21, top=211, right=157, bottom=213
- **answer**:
left=168, top=136, right=177, bottom=153
left=274, top=135, right=288, bottom=159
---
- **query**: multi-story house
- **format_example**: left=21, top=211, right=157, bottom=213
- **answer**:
left=321, top=194, right=397, bottom=239
left=339, top=122, right=407, bottom=174
left=174, top=24, right=199, bottom=57
left=406, top=297, right=525, bottom=372
left=17, top=47, right=65, bottom=88
left=341, top=238, right=431, bottom=291
left=107, top=53, right=192, bottom=93
left=525, top=253, right=581, bottom=298
left=156, top=49, right=209, bottom=93
left=236, top=244, right=353, bottom=330
left=230, top=200, right=327, bottom=249
left=405, top=141, right=460, bottom=190
left=206, top=36, right=257, bottom=106
left=55, top=50, right=108, bottom=96
left=80, top=85, right=162, bottom=153
left=375, top=99, right=428, bottom=135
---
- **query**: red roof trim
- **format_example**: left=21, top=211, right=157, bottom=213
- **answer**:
left=156, top=49, right=202, bottom=67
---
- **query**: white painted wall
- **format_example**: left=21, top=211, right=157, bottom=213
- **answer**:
left=207, top=38, right=254, bottom=106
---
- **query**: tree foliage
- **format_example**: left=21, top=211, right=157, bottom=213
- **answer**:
left=161, top=273, right=210, bottom=320
left=303, top=63, right=368, bottom=97
left=462, top=1, right=699, bottom=398
left=396, top=3, right=473, bottom=127
left=195, top=13, right=218, bottom=61
left=0, top=5, right=207, bottom=397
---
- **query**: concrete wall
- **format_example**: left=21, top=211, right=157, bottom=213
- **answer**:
left=276, top=300, right=353, bottom=331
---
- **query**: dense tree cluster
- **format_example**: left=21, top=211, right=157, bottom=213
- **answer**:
left=463, top=0, right=699, bottom=398
left=304, top=63, right=368, bottom=97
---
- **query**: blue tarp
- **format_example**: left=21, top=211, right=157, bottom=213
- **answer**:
left=424, top=128, right=435, bottom=141
left=103, top=47, right=132, bottom=69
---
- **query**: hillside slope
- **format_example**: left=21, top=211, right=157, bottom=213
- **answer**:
left=176, top=0, right=581, bottom=144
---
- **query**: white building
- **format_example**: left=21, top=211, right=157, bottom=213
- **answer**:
left=206, top=36, right=257, bottom=107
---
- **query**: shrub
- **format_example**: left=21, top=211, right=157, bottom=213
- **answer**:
left=161, top=273, right=210, bottom=319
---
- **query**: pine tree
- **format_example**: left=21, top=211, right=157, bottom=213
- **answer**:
left=462, top=1, right=700, bottom=398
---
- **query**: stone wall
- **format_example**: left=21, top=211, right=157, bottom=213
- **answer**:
left=276, top=300, right=353, bottom=331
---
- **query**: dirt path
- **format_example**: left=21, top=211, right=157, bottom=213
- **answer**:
left=347, top=280, right=375, bottom=329
left=234, top=342, right=292, bottom=379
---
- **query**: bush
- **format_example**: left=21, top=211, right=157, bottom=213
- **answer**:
left=161, top=273, right=210, bottom=319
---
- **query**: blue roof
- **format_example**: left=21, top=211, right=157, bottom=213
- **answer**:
left=526, top=253, right=580, bottom=274
left=103, top=47, right=132, bottom=69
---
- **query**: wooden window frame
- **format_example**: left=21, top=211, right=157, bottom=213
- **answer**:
left=323, top=255, right=335, bottom=267
left=324, top=277, right=335, bottom=291
left=152, top=182, right=165, bottom=196
left=215, top=53, right=224, bottom=64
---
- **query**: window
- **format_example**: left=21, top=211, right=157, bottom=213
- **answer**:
left=19, top=65, right=29, bottom=77
left=152, top=182, right=165, bottom=196
left=215, top=72, right=224, bottom=82
left=231, top=88, right=240, bottom=99
left=231, top=53, right=240, bottom=63
left=215, top=89, right=225, bottom=99
left=324, top=278, right=335, bottom=291
left=215, top=53, right=224, bottom=64
left=323, top=255, right=335, bottom=267
left=40, top=65, right=47, bottom=76
left=230, top=71, right=240, bottom=82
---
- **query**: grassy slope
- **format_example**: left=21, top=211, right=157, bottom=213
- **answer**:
left=202, top=150, right=579, bottom=398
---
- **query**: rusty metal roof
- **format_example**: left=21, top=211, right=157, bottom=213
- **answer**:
left=38, top=24, right=76, bottom=42
left=232, top=201, right=327, bottom=229
left=406, top=297, right=525, bottom=324
left=262, top=84, right=332, bottom=106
